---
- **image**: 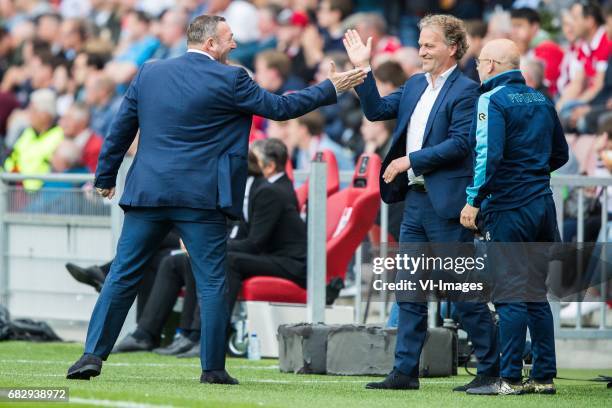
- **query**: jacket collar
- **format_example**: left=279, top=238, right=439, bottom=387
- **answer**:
left=480, top=69, right=525, bottom=92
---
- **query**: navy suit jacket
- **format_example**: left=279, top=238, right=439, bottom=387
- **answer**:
left=95, top=52, right=337, bottom=219
left=355, top=68, right=479, bottom=219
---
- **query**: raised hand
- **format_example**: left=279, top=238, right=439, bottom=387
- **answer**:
left=328, top=61, right=367, bottom=93
left=343, top=29, right=372, bottom=68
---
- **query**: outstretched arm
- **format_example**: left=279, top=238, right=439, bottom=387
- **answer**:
left=233, top=62, right=366, bottom=121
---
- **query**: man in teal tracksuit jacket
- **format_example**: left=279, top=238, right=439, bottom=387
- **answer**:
left=460, top=39, right=569, bottom=395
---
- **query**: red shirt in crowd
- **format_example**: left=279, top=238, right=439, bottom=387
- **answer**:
left=576, top=27, right=610, bottom=87
left=531, top=40, right=565, bottom=96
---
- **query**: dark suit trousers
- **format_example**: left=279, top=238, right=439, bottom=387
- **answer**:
left=225, top=251, right=306, bottom=316
left=84, top=207, right=228, bottom=371
left=137, top=252, right=198, bottom=339
left=99, top=230, right=180, bottom=320
left=395, top=190, right=499, bottom=378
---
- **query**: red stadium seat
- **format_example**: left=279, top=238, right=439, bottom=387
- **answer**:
left=294, top=149, right=340, bottom=211
left=240, top=153, right=381, bottom=303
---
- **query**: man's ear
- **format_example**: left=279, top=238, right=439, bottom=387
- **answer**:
left=205, top=37, right=215, bottom=50
left=448, top=44, right=458, bottom=58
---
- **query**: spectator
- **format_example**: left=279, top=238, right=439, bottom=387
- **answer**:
left=313, top=52, right=362, bottom=149
left=557, top=9, right=581, bottom=94
left=230, top=4, right=280, bottom=70
left=276, top=8, right=313, bottom=82
left=59, top=102, right=103, bottom=172
left=209, top=0, right=259, bottom=44
left=152, top=9, right=188, bottom=60
left=289, top=109, right=354, bottom=171
left=391, top=47, right=422, bottom=78
left=84, top=72, right=121, bottom=138
left=4, top=88, right=63, bottom=191
left=461, top=20, right=487, bottom=82
left=374, top=60, right=406, bottom=97
left=521, top=57, right=552, bottom=100
left=361, top=117, right=395, bottom=158
left=348, top=12, right=401, bottom=58
left=557, top=1, right=609, bottom=113
left=59, top=18, right=88, bottom=60
left=316, top=0, right=353, bottom=52
left=35, top=13, right=62, bottom=51
left=510, top=7, right=565, bottom=97
left=570, top=3, right=612, bottom=134
left=71, top=50, right=111, bottom=101
left=254, top=49, right=305, bottom=94
left=266, top=119, right=296, bottom=159
left=49, top=139, right=89, bottom=176
left=104, top=9, right=159, bottom=86
left=485, top=8, right=512, bottom=40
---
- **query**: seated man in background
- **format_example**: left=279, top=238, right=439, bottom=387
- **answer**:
left=225, top=138, right=307, bottom=325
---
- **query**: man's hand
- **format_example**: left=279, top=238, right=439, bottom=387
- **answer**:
left=343, top=29, right=372, bottom=68
left=382, top=156, right=410, bottom=184
left=460, top=203, right=479, bottom=230
left=328, top=61, right=367, bottom=93
left=96, top=187, right=116, bottom=200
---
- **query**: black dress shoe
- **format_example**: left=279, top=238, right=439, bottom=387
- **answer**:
left=453, top=375, right=497, bottom=392
left=200, top=370, right=239, bottom=385
left=176, top=342, right=199, bottom=358
left=65, top=263, right=105, bottom=292
left=153, top=334, right=195, bottom=356
left=112, top=333, right=154, bottom=353
left=365, top=369, right=419, bottom=390
left=66, top=354, right=102, bottom=380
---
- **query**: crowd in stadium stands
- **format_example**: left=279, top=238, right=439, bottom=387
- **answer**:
left=1, top=1, right=611, bottom=333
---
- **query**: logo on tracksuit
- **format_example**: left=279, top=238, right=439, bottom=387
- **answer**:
left=478, top=112, right=487, bottom=121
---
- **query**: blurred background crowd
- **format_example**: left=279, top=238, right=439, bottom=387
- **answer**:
left=0, top=0, right=610, bottom=244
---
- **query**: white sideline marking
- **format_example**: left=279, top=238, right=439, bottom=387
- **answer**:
left=70, top=397, right=173, bottom=408
left=5, top=372, right=461, bottom=384
left=0, top=359, right=278, bottom=370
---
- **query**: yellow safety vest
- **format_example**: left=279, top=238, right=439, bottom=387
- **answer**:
left=4, top=126, right=64, bottom=191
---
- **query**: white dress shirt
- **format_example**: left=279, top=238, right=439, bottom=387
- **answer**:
left=406, top=64, right=457, bottom=185
left=187, top=49, right=215, bottom=60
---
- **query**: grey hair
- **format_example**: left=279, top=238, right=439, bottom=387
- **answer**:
left=251, top=138, right=288, bottom=172
left=69, top=101, right=91, bottom=124
left=520, top=57, right=544, bottom=86
left=54, top=140, right=82, bottom=168
left=29, top=88, right=57, bottom=117
left=187, top=15, right=226, bottom=45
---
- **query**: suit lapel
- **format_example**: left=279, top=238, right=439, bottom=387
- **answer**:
left=421, top=68, right=460, bottom=147
left=392, top=76, right=428, bottom=145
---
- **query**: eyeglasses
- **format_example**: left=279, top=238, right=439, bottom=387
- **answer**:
left=475, top=58, right=502, bottom=67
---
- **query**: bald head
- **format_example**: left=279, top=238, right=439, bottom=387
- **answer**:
left=477, top=39, right=521, bottom=82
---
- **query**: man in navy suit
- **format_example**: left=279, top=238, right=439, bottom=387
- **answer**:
left=66, top=14, right=367, bottom=384
left=344, top=15, right=499, bottom=391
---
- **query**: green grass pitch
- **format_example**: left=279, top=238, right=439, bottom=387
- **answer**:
left=0, top=341, right=610, bottom=407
